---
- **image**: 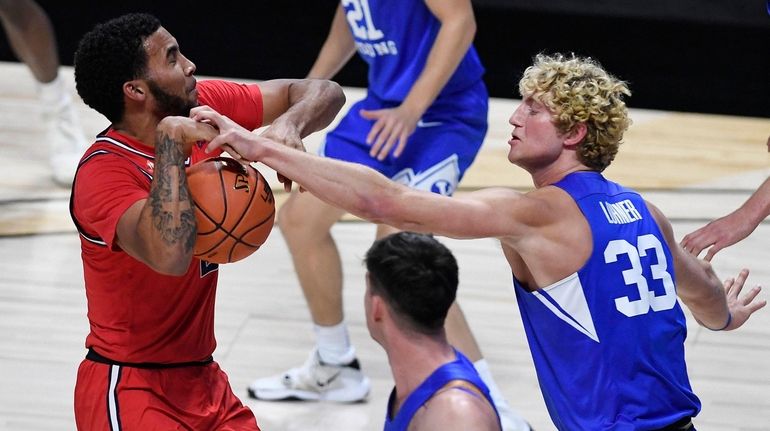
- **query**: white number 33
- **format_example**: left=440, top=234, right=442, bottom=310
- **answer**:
left=604, top=234, right=677, bottom=317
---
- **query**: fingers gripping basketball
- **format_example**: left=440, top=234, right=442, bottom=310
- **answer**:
left=186, top=157, right=275, bottom=264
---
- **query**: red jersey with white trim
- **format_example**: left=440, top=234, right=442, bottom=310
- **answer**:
left=71, top=80, right=263, bottom=363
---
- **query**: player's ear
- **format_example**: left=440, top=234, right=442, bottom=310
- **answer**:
left=371, top=295, right=385, bottom=322
left=123, top=80, right=147, bottom=102
left=563, top=122, right=587, bottom=148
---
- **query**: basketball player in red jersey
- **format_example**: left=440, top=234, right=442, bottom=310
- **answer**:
left=70, top=13, right=344, bottom=430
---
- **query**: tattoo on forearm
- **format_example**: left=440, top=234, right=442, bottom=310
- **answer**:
left=149, top=131, right=196, bottom=251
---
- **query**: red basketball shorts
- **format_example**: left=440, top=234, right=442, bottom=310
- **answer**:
left=74, top=359, right=259, bottom=430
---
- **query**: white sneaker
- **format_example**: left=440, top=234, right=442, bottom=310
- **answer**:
left=43, top=95, right=90, bottom=187
left=39, top=74, right=90, bottom=187
left=247, top=349, right=370, bottom=403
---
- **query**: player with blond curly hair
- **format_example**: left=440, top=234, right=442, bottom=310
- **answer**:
left=518, top=54, right=632, bottom=172
left=194, top=52, right=766, bottom=430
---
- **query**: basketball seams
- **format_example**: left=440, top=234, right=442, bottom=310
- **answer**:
left=236, top=208, right=276, bottom=247
left=216, top=159, right=229, bottom=225
left=187, top=157, right=275, bottom=263
left=226, top=165, right=261, bottom=262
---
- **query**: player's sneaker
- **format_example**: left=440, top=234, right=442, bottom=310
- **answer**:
left=44, top=95, right=89, bottom=186
left=247, top=349, right=370, bottom=403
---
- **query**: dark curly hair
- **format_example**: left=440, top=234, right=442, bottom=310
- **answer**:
left=365, top=232, right=458, bottom=335
left=74, top=13, right=161, bottom=123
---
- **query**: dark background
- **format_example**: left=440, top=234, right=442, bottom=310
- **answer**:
left=2, top=0, right=768, bottom=117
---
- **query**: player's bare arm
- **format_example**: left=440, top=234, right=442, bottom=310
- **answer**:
left=681, top=176, right=770, bottom=261
left=306, top=3, right=357, bottom=80
left=648, top=201, right=766, bottom=330
left=257, top=78, right=345, bottom=145
left=115, top=116, right=217, bottom=275
left=196, top=105, right=552, bottom=240
left=362, top=0, right=477, bottom=160
left=255, top=78, right=345, bottom=191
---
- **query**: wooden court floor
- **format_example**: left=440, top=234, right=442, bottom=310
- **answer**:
left=0, top=62, right=769, bottom=430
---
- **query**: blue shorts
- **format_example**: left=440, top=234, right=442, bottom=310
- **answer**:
left=320, top=80, right=488, bottom=196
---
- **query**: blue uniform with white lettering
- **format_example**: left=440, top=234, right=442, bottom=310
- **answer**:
left=322, top=0, right=488, bottom=195
left=384, top=349, right=499, bottom=431
left=514, top=172, right=700, bottom=430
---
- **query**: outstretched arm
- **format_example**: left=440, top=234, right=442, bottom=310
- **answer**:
left=115, top=117, right=218, bottom=275
left=192, top=106, right=538, bottom=240
left=649, top=202, right=766, bottom=330
left=256, top=78, right=345, bottom=191
left=681, top=176, right=770, bottom=261
left=362, top=0, right=478, bottom=160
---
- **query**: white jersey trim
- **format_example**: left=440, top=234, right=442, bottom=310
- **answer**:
left=95, top=136, right=191, bottom=166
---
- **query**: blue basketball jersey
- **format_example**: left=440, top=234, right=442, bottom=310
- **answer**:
left=514, top=172, right=700, bottom=430
left=340, top=0, right=485, bottom=103
left=384, top=349, right=499, bottom=431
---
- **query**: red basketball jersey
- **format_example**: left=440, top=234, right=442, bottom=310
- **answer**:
left=71, top=80, right=263, bottom=363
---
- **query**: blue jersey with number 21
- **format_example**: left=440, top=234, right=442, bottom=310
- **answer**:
left=514, top=172, right=701, bottom=431
left=340, top=0, right=484, bottom=103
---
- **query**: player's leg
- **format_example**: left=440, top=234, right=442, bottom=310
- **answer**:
left=446, top=302, right=484, bottom=361
left=0, top=0, right=88, bottom=186
left=248, top=102, right=377, bottom=403
left=0, top=0, right=57, bottom=82
left=248, top=190, right=370, bottom=402
left=279, top=190, right=347, bottom=328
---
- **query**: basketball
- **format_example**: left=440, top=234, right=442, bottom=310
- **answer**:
left=186, top=157, right=275, bottom=264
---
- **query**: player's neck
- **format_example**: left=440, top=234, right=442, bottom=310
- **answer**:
left=530, top=159, right=592, bottom=188
left=113, top=112, right=164, bottom=148
left=386, top=332, right=455, bottom=413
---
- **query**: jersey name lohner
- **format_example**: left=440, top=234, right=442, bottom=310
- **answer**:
left=343, top=0, right=398, bottom=57
left=600, top=199, right=642, bottom=224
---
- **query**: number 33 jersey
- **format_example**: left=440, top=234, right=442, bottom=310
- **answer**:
left=514, top=171, right=700, bottom=431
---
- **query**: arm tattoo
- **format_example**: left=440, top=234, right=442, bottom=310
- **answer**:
left=149, top=131, right=197, bottom=251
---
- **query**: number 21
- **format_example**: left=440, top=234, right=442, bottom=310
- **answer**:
left=342, top=0, right=384, bottom=40
left=604, top=234, right=677, bottom=317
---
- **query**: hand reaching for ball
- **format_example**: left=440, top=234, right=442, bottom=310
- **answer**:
left=191, top=106, right=269, bottom=161
left=191, top=106, right=299, bottom=192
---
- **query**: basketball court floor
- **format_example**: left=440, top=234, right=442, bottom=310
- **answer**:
left=0, top=62, right=768, bottom=430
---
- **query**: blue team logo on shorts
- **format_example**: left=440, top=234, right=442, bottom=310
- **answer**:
left=431, top=179, right=454, bottom=195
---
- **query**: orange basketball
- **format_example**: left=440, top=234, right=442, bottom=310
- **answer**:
left=186, top=157, right=275, bottom=264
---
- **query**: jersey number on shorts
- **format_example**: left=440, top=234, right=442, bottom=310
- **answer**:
left=342, top=0, right=384, bottom=40
left=604, top=234, right=677, bottom=317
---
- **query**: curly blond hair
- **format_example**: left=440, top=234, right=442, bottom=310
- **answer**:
left=518, top=53, right=632, bottom=171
